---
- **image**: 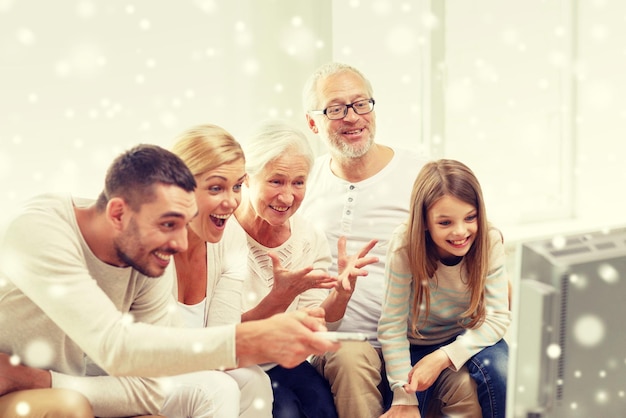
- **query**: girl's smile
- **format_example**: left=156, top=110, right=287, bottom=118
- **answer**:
left=427, top=194, right=478, bottom=260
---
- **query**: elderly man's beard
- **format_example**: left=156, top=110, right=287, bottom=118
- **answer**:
left=326, top=129, right=375, bottom=159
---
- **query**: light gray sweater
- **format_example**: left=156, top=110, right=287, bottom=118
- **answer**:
left=0, top=194, right=238, bottom=416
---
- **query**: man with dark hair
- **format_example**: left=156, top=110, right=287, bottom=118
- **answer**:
left=94, top=144, right=197, bottom=212
left=0, top=144, right=337, bottom=417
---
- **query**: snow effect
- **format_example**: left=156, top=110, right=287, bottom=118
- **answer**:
left=0, top=1, right=624, bottom=416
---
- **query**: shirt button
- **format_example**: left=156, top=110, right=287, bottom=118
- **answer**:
left=346, top=210, right=351, bottom=215
left=349, top=185, right=355, bottom=190
left=348, top=197, right=353, bottom=202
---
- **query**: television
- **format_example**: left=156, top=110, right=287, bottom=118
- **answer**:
left=507, top=225, right=626, bottom=418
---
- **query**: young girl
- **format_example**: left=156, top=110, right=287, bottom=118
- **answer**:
left=378, top=159, right=511, bottom=418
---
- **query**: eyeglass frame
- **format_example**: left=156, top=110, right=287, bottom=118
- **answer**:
left=309, top=98, right=376, bottom=120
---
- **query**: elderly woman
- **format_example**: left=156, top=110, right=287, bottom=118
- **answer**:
left=233, top=120, right=376, bottom=418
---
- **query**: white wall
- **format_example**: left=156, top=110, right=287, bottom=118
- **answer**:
left=330, top=0, right=626, bottom=242
left=2, top=0, right=624, bottom=240
left=2, top=1, right=624, bottom=414
left=0, top=0, right=333, bottom=233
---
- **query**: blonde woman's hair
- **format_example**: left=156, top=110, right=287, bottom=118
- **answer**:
left=405, top=159, right=490, bottom=335
left=171, top=124, right=244, bottom=177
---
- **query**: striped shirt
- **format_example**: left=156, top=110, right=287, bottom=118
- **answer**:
left=378, top=223, right=511, bottom=406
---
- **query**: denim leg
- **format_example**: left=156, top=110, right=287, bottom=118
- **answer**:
left=270, top=380, right=306, bottom=418
left=266, top=362, right=338, bottom=418
left=409, top=343, right=445, bottom=415
left=465, top=339, right=509, bottom=418
left=378, top=348, right=394, bottom=412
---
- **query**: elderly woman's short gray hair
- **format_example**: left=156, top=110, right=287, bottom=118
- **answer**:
left=243, top=120, right=314, bottom=177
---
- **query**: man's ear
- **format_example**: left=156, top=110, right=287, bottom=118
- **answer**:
left=106, top=197, right=128, bottom=231
left=306, top=114, right=319, bottom=134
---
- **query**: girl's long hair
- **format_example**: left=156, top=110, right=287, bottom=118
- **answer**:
left=405, top=159, right=489, bottom=336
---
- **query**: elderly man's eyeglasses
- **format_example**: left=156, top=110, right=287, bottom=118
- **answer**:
left=310, top=98, right=375, bottom=120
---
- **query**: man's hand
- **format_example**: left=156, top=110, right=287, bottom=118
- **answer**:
left=0, top=352, right=52, bottom=396
left=379, top=405, right=421, bottom=418
left=335, top=237, right=378, bottom=293
left=235, top=308, right=340, bottom=369
left=320, top=237, right=379, bottom=323
left=405, top=349, right=452, bottom=392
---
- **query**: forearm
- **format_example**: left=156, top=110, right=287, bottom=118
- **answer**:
left=384, top=404, right=422, bottom=417
left=241, top=291, right=293, bottom=322
left=320, top=289, right=351, bottom=323
left=428, top=349, right=453, bottom=374
left=379, top=281, right=413, bottom=393
left=0, top=353, right=51, bottom=394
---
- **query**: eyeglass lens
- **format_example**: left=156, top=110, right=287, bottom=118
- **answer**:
left=325, top=99, right=374, bottom=119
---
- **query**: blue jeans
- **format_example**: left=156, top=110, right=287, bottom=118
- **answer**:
left=266, top=361, right=338, bottom=418
left=409, top=338, right=508, bottom=418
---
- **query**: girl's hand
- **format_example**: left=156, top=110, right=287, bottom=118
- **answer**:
left=379, top=404, right=421, bottom=418
left=335, top=236, right=378, bottom=293
left=405, top=349, right=452, bottom=392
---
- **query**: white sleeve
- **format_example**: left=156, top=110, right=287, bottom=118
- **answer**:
left=206, top=222, right=247, bottom=326
left=295, top=220, right=333, bottom=311
left=52, top=373, right=164, bottom=417
left=378, top=224, right=418, bottom=406
left=2, top=208, right=237, bottom=377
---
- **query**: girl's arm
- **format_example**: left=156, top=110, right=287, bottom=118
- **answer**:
left=440, top=228, right=512, bottom=370
left=378, top=223, right=419, bottom=407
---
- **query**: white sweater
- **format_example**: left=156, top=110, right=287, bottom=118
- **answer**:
left=236, top=214, right=332, bottom=314
left=0, top=194, right=239, bottom=416
left=299, top=148, right=427, bottom=347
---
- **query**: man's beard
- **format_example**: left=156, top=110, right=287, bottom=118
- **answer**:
left=116, top=247, right=159, bottom=278
left=327, top=129, right=375, bottom=159
left=114, top=218, right=172, bottom=278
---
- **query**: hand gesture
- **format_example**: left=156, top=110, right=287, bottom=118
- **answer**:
left=335, top=236, right=378, bottom=293
left=268, top=251, right=337, bottom=303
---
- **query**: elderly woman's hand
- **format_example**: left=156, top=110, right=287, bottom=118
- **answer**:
left=268, top=252, right=337, bottom=303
